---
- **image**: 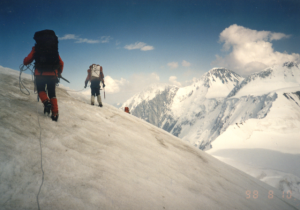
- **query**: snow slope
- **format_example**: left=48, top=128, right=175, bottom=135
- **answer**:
left=1, top=66, right=299, bottom=210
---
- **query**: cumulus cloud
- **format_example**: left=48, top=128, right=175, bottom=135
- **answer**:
left=169, top=76, right=182, bottom=87
left=150, top=72, right=160, bottom=81
left=182, top=60, right=191, bottom=67
left=100, top=73, right=160, bottom=105
left=58, top=34, right=112, bottom=44
left=167, top=62, right=178, bottom=69
left=124, top=42, right=154, bottom=51
left=213, top=24, right=300, bottom=75
left=104, top=76, right=129, bottom=93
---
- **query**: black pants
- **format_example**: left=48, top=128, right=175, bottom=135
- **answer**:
left=91, top=79, right=100, bottom=96
left=35, top=76, right=57, bottom=98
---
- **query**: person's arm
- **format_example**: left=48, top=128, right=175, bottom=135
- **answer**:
left=84, top=69, right=90, bottom=88
left=100, top=67, right=105, bottom=87
left=58, top=56, right=64, bottom=74
left=23, top=47, right=35, bottom=65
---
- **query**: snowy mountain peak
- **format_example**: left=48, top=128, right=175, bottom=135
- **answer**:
left=203, top=67, right=243, bottom=85
left=121, top=83, right=178, bottom=111
left=196, top=67, right=244, bottom=98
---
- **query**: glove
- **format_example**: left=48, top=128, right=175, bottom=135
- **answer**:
left=103, top=83, right=105, bottom=88
left=84, top=85, right=87, bottom=88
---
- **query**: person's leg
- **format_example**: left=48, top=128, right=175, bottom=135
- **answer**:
left=97, top=95, right=102, bottom=107
left=36, top=76, right=51, bottom=114
left=95, top=89, right=102, bottom=107
left=91, top=79, right=100, bottom=105
left=47, top=77, right=59, bottom=121
left=91, top=88, right=95, bottom=105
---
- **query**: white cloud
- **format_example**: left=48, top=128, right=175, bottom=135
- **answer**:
left=59, top=34, right=112, bottom=44
left=75, top=38, right=100, bottom=44
left=116, top=40, right=121, bottom=46
left=124, top=42, right=154, bottom=51
left=169, top=76, right=181, bottom=87
left=151, top=72, right=160, bottom=81
left=100, top=36, right=112, bottom=43
left=213, top=24, right=299, bottom=75
left=182, top=60, right=191, bottom=67
left=104, top=76, right=128, bottom=93
left=167, top=62, right=178, bottom=69
left=58, top=34, right=77, bottom=40
left=141, top=45, right=154, bottom=51
left=101, top=73, right=160, bottom=105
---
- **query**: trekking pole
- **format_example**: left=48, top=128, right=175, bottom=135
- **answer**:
left=104, top=87, right=105, bottom=99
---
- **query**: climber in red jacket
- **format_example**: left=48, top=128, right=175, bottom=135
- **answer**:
left=23, top=29, right=64, bottom=121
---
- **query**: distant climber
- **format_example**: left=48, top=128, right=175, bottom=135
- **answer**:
left=23, top=29, right=64, bottom=121
left=85, top=64, right=105, bottom=107
left=124, top=107, right=130, bottom=114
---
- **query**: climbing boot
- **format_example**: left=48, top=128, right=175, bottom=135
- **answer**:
left=43, top=100, right=52, bottom=115
left=51, top=113, right=59, bottom=122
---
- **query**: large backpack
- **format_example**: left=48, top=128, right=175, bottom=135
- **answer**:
left=90, top=64, right=104, bottom=81
left=34, top=30, right=60, bottom=73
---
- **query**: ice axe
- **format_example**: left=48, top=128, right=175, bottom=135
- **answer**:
left=58, top=75, right=70, bottom=83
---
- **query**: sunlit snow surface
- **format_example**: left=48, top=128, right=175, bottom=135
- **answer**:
left=0, top=66, right=300, bottom=210
left=207, top=63, right=300, bottom=200
left=207, top=87, right=300, bottom=200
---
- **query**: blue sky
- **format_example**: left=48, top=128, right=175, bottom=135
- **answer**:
left=1, top=0, right=300, bottom=105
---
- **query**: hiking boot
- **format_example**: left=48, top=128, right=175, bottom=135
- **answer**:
left=97, top=95, right=102, bottom=107
left=91, top=102, right=94, bottom=106
left=43, top=100, right=52, bottom=115
left=51, top=113, right=59, bottom=122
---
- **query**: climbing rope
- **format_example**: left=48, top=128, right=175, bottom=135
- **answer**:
left=36, top=102, right=44, bottom=210
left=65, top=88, right=85, bottom=92
left=19, top=64, right=35, bottom=95
left=19, top=64, right=44, bottom=209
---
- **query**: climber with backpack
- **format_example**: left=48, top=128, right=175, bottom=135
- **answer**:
left=84, top=64, right=105, bottom=107
left=23, top=29, right=64, bottom=121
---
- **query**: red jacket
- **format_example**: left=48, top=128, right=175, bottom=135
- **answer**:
left=23, top=46, right=64, bottom=76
